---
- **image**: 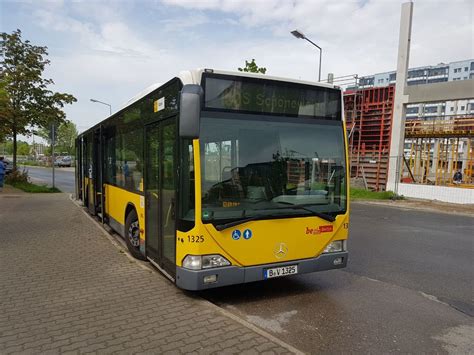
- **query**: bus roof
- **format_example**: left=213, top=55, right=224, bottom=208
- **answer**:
left=124, top=69, right=339, bottom=112
left=119, top=82, right=163, bottom=111
left=178, top=69, right=339, bottom=90
left=119, top=69, right=339, bottom=118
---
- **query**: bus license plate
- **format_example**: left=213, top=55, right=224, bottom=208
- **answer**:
left=264, top=265, right=298, bottom=279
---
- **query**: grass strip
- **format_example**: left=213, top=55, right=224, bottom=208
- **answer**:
left=7, top=181, right=61, bottom=193
left=350, top=187, right=402, bottom=200
left=21, top=161, right=44, bottom=167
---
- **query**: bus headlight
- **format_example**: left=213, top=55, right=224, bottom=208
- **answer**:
left=182, top=254, right=231, bottom=270
left=323, top=240, right=346, bottom=253
left=202, top=255, right=230, bottom=269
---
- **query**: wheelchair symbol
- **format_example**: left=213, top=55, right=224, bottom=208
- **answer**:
left=232, top=230, right=241, bottom=240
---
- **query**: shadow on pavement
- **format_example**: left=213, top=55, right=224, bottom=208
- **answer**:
left=199, top=270, right=345, bottom=305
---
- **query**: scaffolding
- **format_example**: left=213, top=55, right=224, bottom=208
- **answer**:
left=344, top=81, right=474, bottom=190
left=344, top=86, right=394, bottom=190
left=402, top=115, right=474, bottom=187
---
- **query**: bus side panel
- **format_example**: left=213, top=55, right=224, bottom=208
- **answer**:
left=104, top=184, right=145, bottom=248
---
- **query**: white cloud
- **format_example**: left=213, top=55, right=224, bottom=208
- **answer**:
left=160, top=13, right=210, bottom=33
left=163, top=0, right=473, bottom=75
left=8, top=0, right=473, bottom=132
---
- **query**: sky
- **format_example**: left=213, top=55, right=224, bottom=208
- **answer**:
left=1, top=0, right=473, bottom=136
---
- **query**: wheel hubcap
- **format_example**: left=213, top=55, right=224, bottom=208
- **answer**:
left=128, top=221, right=140, bottom=247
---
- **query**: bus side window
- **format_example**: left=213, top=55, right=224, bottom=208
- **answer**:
left=115, top=127, right=143, bottom=192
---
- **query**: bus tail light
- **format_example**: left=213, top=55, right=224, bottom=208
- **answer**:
left=182, top=254, right=230, bottom=270
left=323, top=240, right=346, bottom=254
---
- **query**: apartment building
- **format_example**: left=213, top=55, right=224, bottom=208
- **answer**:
left=356, top=59, right=474, bottom=119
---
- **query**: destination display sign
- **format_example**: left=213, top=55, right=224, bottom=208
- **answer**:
left=203, top=75, right=341, bottom=119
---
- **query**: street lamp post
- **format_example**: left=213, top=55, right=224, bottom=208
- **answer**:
left=90, top=98, right=112, bottom=116
left=291, top=29, right=322, bottom=82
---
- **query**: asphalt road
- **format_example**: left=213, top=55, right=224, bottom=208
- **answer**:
left=200, top=203, right=474, bottom=353
left=22, top=165, right=75, bottom=193
left=347, top=203, right=473, bottom=316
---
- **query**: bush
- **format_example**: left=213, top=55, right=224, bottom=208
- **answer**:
left=5, top=168, right=60, bottom=193
left=5, top=168, right=29, bottom=184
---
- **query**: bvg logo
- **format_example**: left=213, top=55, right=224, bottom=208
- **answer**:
left=306, top=225, right=334, bottom=235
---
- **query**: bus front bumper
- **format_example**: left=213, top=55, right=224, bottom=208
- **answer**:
left=175, top=252, right=348, bottom=291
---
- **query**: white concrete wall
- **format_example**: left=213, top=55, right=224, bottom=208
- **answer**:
left=396, top=183, right=474, bottom=204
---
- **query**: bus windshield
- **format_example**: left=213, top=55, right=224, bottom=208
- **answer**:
left=198, top=114, right=346, bottom=224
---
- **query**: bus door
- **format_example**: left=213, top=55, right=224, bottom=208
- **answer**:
left=85, top=130, right=98, bottom=215
left=87, top=135, right=95, bottom=214
left=145, top=117, right=177, bottom=278
left=75, top=138, right=82, bottom=200
left=92, top=127, right=103, bottom=216
left=82, top=134, right=93, bottom=209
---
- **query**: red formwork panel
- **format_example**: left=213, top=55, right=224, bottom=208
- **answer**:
left=344, top=86, right=395, bottom=190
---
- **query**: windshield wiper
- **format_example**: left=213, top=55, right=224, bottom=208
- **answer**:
left=274, top=201, right=336, bottom=222
left=214, top=203, right=337, bottom=231
left=214, top=214, right=267, bottom=231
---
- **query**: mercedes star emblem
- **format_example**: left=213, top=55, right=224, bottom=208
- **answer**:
left=274, top=243, right=288, bottom=258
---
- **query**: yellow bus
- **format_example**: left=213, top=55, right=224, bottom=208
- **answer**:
left=76, top=69, right=349, bottom=290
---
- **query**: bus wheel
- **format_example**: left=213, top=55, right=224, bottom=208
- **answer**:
left=125, top=209, right=146, bottom=260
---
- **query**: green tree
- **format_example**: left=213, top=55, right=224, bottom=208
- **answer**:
left=0, top=81, right=11, bottom=142
left=0, top=29, right=77, bottom=169
left=238, top=59, right=267, bottom=74
left=37, top=121, right=78, bottom=155
left=0, top=139, right=13, bottom=155
left=0, top=139, right=30, bottom=157
left=17, top=141, right=30, bottom=156
left=56, top=121, right=78, bottom=155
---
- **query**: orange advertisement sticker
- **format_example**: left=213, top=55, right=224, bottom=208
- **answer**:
left=319, top=225, right=333, bottom=233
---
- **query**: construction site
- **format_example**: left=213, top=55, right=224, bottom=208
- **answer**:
left=321, top=3, right=474, bottom=205
left=343, top=84, right=474, bottom=193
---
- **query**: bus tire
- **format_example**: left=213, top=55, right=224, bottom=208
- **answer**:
left=125, top=209, right=146, bottom=260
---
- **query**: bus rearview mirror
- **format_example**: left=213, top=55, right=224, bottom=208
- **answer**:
left=179, top=84, right=203, bottom=139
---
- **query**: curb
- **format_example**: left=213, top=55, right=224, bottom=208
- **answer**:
left=197, top=299, right=305, bottom=355
left=21, top=164, right=75, bottom=172
left=68, top=194, right=304, bottom=355
left=352, top=199, right=474, bottom=218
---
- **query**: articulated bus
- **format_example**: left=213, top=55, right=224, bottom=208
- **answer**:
left=76, top=69, right=350, bottom=290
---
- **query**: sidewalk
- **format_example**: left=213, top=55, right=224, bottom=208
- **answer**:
left=0, top=184, right=26, bottom=195
left=0, top=193, right=297, bottom=354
